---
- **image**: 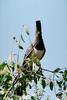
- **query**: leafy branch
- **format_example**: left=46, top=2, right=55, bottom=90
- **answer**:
left=0, top=26, right=67, bottom=100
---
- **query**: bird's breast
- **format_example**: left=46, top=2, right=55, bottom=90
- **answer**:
left=33, top=48, right=45, bottom=60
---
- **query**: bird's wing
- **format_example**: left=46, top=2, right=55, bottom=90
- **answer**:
left=23, top=40, right=38, bottom=60
left=23, top=44, right=34, bottom=60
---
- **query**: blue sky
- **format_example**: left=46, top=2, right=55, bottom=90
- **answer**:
left=0, top=0, right=67, bottom=99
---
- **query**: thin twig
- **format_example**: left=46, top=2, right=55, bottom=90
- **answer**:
left=42, top=68, right=54, bottom=73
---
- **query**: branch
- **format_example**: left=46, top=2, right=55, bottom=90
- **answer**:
left=42, top=68, right=54, bottom=73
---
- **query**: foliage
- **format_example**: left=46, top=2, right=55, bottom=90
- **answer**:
left=0, top=27, right=67, bottom=100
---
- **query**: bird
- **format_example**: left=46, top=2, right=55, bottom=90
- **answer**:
left=22, top=20, right=46, bottom=71
left=13, top=20, right=46, bottom=96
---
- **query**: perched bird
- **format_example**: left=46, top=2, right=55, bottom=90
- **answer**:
left=22, top=20, right=46, bottom=70
left=14, top=20, right=46, bottom=96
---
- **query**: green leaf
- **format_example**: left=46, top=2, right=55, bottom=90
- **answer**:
left=41, top=79, right=46, bottom=89
left=26, top=32, right=29, bottom=35
left=49, top=81, right=53, bottom=91
left=63, top=82, right=66, bottom=90
left=18, top=45, right=23, bottom=50
left=21, top=34, right=25, bottom=42
left=56, top=92, right=63, bottom=97
left=59, top=71, right=63, bottom=74
left=64, top=70, right=67, bottom=76
left=0, top=62, right=7, bottom=70
left=5, top=74, right=12, bottom=82
left=31, top=96, right=35, bottom=100
left=63, top=77, right=67, bottom=81
left=56, top=81, right=63, bottom=88
left=1, top=74, right=11, bottom=89
left=37, top=75, right=40, bottom=81
left=13, top=36, right=16, bottom=40
left=15, top=85, right=23, bottom=96
left=0, top=94, right=4, bottom=100
left=34, top=75, right=37, bottom=84
left=63, top=70, right=67, bottom=81
left=0, top=75, right=4, bottom=83
left=2, top=82, right=10, bottom=89
left=54, top=68, right=60, bottom=73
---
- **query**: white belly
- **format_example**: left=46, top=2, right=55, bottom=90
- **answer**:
left=34, top=48, right=44, bottom=59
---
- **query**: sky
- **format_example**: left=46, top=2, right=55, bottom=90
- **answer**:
left=0, top=0, right=67, bottom=99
